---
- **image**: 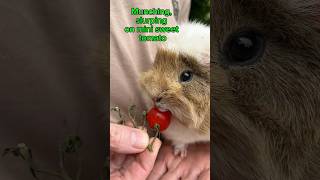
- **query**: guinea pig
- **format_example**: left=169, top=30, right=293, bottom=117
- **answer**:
left=212, top=0, right=320, bottom=179
left=139, top=22, right=210, bottom=157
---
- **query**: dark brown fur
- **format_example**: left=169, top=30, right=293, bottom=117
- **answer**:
left=212, top=0, right=320, bottom=179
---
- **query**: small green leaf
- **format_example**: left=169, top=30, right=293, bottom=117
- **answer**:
left=17, top=143, right=32, bottom=160
left=142, top=111, right=147, bottom=116
left=63, top=135, right=82, bottom=153
left=147, top=144, right=153, bottom=152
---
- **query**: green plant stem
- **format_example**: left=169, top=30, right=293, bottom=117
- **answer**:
left=142, top=111, right=147, bottom=128
left=147, top=124, right=160, bottom=152
left=128, top=105, right=137, bottom=128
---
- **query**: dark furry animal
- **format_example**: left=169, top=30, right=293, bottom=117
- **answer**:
left=212, top=0, right=320, bottom=179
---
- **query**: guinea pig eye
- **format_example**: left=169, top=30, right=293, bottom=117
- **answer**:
left=179, top=70, right=193, bottom=83
left=223, top=30, right=265, bottom=66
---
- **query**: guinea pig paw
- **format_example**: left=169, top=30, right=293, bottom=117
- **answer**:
left=173, top=144, right=188, bottom=158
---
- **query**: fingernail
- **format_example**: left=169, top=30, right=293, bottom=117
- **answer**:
left=131, top=131, right=149, bottom=149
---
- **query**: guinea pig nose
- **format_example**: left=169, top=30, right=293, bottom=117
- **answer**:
left=152, top=97, right=162, bottom=103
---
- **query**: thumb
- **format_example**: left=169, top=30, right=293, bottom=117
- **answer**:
left=110, top=123, right=149, bottom=154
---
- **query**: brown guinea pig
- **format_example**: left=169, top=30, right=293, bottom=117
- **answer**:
left=139, top=22, right=210, bottom=157
left=213, top=0, right=320, bottom=180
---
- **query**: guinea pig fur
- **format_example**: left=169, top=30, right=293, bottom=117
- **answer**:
left=139, top=22, right=210, bottom=157
left=213, top=0, right=320, bottom=179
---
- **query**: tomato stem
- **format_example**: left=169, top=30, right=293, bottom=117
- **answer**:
left=142, top=111, right=147, bottom=127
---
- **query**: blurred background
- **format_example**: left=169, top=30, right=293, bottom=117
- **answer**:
left=189, top=0, right=210, bottom=25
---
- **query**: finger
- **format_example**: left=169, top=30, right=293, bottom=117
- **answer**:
left=124, top=120, right=134, bottom=127
left=198, top=169, right=210, bottom=180
left=147, top=155, right=167, bottom=180
left=158, top=156, right=185, bottom=180
left=110, top=153, right=126, bottom=173
left=110, top=123, right=149, bottom=154
left=184, top=169, right=201, bottom=180
left=121, top=138, right=162, bottom=180
left=137, top=138, right=162, bottom=172
left=148, top=143, right=181, bottom=180
left=166, top=155, right=183, bottom=171
left=121, top=155, right=135, bottom=169
left=159, top=158, right=184, bottom=180
left=157, top=155, right=184, bottom=180
left=137, top=125, right=147, bottom=132
left=159, top=169, right=182, bottom=180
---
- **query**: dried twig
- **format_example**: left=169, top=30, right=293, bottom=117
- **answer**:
left=147, top=124, right=160, bottom=152
left=128, top=105, right=137, bottom=128
left=111, top=107, right=125, bottom=124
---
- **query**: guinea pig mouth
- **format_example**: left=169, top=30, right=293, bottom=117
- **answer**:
left=155, top=102, right=170, bottom=112
left=158, top=107, right=170, bottom=112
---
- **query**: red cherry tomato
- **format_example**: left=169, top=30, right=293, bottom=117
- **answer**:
left=146, top=107, right=171, bottom=132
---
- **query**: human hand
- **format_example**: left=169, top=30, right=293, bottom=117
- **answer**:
left=110, top=123, right=162, bottom=180
left=147, top=142, right=210, bottom=180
